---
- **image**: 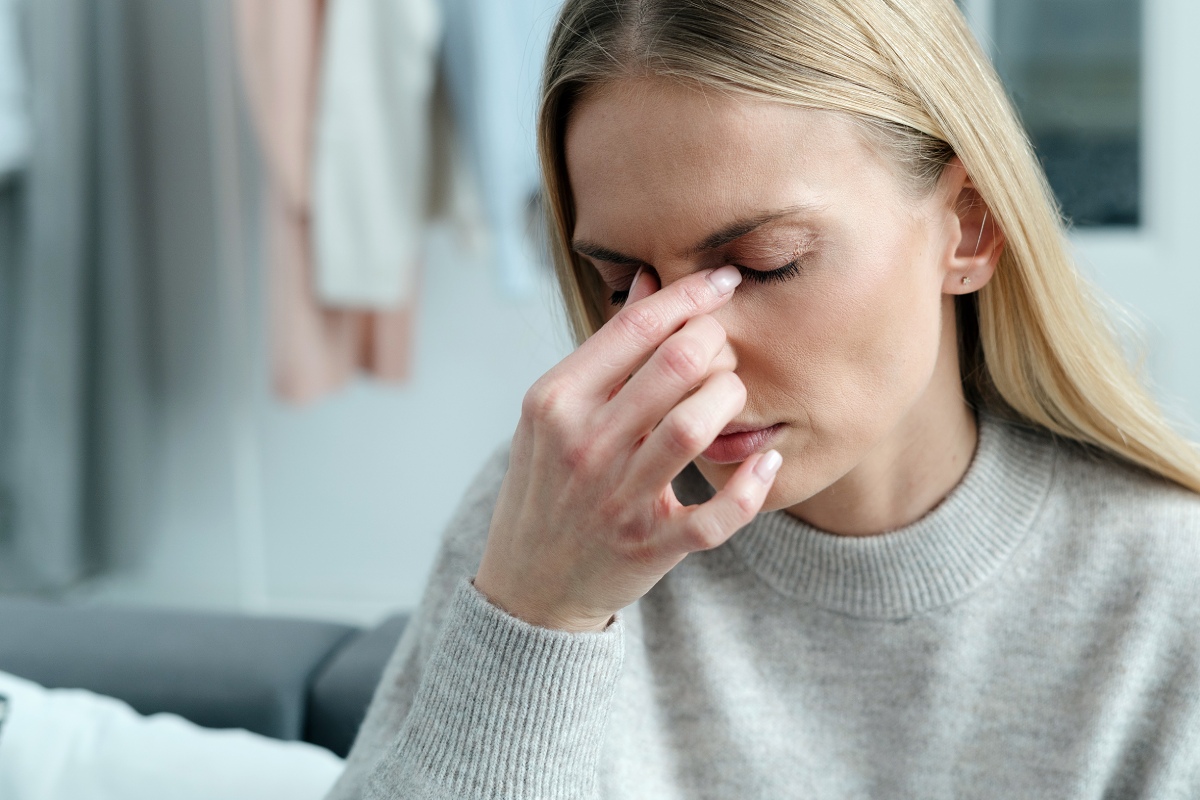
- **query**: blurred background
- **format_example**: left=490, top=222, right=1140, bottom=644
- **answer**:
left=0, top=0, right=1196, bottom=626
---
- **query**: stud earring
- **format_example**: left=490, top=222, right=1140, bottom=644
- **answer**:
left=961, top=275, right=972, bottom=286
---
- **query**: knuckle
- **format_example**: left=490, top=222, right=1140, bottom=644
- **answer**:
left=522, top=377, right=569, bottom=421
left=694, top=313, right=728, bottom=344
left=616, top=304, right=665, bottom=346
left=663, top=412, right=709, bottom=456
left=657, top=339, right=707, bottom=385
left=732, top=490, right=758, bottom=519
left=676, top=279, right=710, bottom=313
left=681, top=514, right=725, bottom=551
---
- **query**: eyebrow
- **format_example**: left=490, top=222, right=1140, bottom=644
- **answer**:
left=571, top=203, right=822, bottom=265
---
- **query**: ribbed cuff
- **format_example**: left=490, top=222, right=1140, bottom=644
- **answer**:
left=369, top=579, right=625, bottom=799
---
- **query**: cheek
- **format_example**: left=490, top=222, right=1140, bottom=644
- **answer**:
left=742, top=241, right=944, bottom=427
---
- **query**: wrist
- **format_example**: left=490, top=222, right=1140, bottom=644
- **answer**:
left=470, top=577, right=614, bottom=633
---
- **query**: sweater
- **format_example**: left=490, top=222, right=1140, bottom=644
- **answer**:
left=324, top=415, right=1200, bottom=799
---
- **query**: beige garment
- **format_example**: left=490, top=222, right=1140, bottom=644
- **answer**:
left=312, top=0, right=440, bottom=308
left=233, top=0, right=415, bottom=404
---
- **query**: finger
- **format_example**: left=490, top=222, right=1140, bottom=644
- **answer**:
left=599, top=314, right=730, bottom=445
left=626, top=265, right=658, bottom=306
left=603, top=267, right=660, bottom=402
left=664, top=449, right=782, bottom=553
left=573, top=265, right=743, bottom=401
left=622, top=369, right=746, bottom=496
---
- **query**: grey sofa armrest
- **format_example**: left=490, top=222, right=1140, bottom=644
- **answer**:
left=0, top=597, right=358, bottom=741
left=307, top=613, right=409, bottom=757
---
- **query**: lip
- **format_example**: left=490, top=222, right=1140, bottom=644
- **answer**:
left=701, top=423, right=784, bottom=465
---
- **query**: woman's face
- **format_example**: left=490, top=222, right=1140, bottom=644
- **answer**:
left=565, top=78, right=984, bottom=522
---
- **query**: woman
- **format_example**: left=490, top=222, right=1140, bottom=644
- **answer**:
left=328, top=1, right=1200, bottom=797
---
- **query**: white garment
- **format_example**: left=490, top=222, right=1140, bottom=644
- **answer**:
left=0, top=0, right=31, bottom=181
left=0, top=670, right=344, bottom=800
left=313, top=0, right=441, bottom=308
left=441, top=0, right=561, bottom=297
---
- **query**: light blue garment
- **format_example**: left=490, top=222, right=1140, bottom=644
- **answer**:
left=0, top=0, right=29, bottom=181
left=440, top=0, right=560, bottom=297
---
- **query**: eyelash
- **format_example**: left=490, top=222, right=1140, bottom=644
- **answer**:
left=608, top=261, right=802, bottom=306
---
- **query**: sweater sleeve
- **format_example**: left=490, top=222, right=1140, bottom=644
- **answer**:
left=323, top=444, right=626, bottom=800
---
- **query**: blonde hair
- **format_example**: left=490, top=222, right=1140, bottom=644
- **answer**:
left=536, top=0, right=1200, bottom=494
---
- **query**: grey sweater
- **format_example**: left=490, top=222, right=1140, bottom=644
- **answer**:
left=326, top=416, right=1200, bottom=799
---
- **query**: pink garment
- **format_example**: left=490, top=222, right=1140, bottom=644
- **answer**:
left=233, top=0, right=415, bottom=404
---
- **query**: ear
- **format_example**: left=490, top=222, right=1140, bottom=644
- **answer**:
left=940, top=159, right=1004, bottom=296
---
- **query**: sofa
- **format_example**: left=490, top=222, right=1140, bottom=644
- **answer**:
left=0, top=596, right=409, bottom=758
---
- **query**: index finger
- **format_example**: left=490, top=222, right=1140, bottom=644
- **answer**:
left=574, top=264, right=742, bottom=398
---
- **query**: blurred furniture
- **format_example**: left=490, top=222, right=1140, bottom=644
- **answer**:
left=0, top=597, right=408, bottom=758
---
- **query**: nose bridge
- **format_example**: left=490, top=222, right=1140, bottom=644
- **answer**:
left=651, top=257, right=701, bottom=289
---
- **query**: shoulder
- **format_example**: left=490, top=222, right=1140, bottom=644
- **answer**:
left=1039, top=432, right=1200, bottom=607
left=435, top=439, right=512, bottom=574
left=1048, top=434, right=1200, bottom=543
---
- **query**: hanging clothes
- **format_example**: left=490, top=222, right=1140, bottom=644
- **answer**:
left=233, top=0, right=414, bottom=403
left=0, top=0, right=31, bottom=182
left=440, top=0, right=561, bottom=297
left=312, top=0, right=440, bottom=309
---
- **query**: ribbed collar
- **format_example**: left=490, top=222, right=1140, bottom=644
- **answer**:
left=708, top=415, right=1056, bottom=619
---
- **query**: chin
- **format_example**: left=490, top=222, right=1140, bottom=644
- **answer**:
left=758, top=486, right=804, bottom=514
left=760, top=469, right=829, bottom=514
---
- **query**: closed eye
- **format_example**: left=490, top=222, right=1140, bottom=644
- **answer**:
left=739, top=260, right=800, bottom=285
left=608, top=260, right=801, bottom=306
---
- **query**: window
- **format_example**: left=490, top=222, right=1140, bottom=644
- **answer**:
left=960, top=0, right=1142, bottom=228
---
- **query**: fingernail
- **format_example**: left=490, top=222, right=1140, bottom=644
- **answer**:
left=753, top=450, right=782, bottom=483
left=630, top=265, right=644, bottom=289
left=707, top=265, right=742, bottom=295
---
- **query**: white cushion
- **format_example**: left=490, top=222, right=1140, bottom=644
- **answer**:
left=0, top=670, right=344, bottom=800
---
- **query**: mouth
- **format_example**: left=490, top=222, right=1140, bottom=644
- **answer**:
left=701, top=423, right=784, bottom=465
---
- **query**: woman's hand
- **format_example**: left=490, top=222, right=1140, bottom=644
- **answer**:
left=473, top=265, right=782, bottom=632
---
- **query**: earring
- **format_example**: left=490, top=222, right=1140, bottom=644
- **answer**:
left=961, top=275, right=972, bottom=286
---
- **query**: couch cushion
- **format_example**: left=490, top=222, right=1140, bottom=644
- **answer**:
left=305, top=613, right=409, bottom=757
left=0, top=598, right=357, bottom=741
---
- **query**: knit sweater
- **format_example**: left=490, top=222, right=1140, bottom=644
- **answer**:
left=325, top=415, right=1200, bottom=799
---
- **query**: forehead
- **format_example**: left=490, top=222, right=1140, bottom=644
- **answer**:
left=564, top=78, right=891, bottom=256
